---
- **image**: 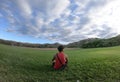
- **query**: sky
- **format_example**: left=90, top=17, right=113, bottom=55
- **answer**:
left=0, top=0, right=120, bottom=44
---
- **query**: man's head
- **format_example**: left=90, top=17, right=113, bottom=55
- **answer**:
left=57, top=45, right=64, bottom=52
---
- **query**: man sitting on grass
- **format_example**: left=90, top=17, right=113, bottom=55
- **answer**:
left=52, top=45, right=68, bottom=70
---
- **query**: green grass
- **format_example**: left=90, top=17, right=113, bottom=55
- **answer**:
left=0, top=44, right=120, bottom=82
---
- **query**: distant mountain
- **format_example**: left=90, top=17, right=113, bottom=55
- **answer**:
left=66, top=38, right=100, bottom=48
left=0, top=34, right=120, bottom=48
left=0, top=39, right=61, bottom=48
left=66, top=34, right=120, bottom=48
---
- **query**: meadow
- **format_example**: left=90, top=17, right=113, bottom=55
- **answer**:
left=0, top=44, right=120, bottom=82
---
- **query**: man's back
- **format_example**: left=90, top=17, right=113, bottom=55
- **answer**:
left=54, top=52, right=66, bottom=70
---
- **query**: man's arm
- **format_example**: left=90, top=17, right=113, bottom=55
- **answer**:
left=65, top=54, right=68, bottom=62
left=52, top=53, right=57, bottom=61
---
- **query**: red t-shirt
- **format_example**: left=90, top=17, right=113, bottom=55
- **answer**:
left=54, top=52, right=66, bottom=70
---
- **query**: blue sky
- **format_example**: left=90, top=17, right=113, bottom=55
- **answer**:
left=0, top=0, right=120, bottom=44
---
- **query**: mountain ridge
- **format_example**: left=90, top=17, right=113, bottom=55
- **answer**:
left=0, top=34, right=120, bottom=48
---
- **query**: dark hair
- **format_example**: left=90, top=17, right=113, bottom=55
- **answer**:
left=57, top=45, right=64, bottom=52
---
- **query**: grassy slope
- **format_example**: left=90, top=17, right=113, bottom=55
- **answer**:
left=0, top=44, right=120, bottom=82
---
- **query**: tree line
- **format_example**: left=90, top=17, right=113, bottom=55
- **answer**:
left=0, top=34, right=120, bottom=48
left=0, top=39, right=61, bottom=48
left=67, top=35, right=120, bottom=48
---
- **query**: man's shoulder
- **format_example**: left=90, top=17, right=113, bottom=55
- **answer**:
left=58, top=52, right=65, bottom=55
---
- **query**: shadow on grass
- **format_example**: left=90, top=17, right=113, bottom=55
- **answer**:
left=17, top=63, right=69, bottom=73
left=19, top=63, right=53, bottom=72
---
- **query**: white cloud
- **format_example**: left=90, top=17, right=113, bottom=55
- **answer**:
left=1, top=0, right=120, bottom=44
left=35, top=18, right=44, bottom=28
left=45, top=0, right=70, bottom=23
left=0, top=13, right=3, bottom=17
left=48, top=0, right=70, bottom=17
left=88, top=0, right=120, bottom=36
left=15, top=0, right=32, bottom=18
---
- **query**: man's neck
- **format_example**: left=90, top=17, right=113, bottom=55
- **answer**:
left=59, top=51, right=63, bottom=53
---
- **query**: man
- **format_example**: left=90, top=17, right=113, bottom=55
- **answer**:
left=52, top=45, right=68, bottom=70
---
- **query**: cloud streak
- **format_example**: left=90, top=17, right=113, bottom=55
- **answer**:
left=0, top=0, right=120, bottom=44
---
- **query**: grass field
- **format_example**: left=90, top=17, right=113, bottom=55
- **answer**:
left=0, top=44, right=120, bottom=82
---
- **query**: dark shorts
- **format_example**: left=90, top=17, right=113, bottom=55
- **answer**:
left=52, top=62, right=68, bottom=70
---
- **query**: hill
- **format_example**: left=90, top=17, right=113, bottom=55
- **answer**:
left=0, top=34, right=120, bottom=48
left=0, top=39, right=61, bottom=48
left=0, top=44, right=120, bottom=82
left=67, top=34, right=120, bottom=48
